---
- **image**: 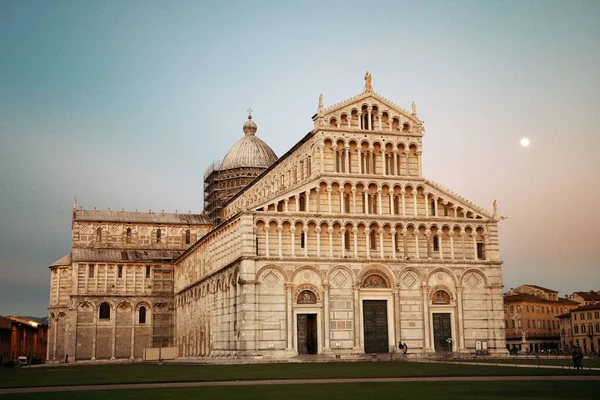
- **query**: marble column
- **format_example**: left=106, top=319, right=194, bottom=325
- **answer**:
left=323, top=284, right=331, bottom=351
left=277, top=225, right=283, bottom=257
left=353, top=284, right=361, bottom=350
left=290, top=227, right=296, bottom=257
left=353, top=228, right=358, bottom=258
left=422, top=286, right=430, bottom=350
left=457, top=286, right=465, bottom=351
left=344, top=147, right=350, bottom=173
left=285, top=283, right=294, bottom=350
left=303, top=227, right=309, bottom=258
left=315, top=227, right=321, bottom=257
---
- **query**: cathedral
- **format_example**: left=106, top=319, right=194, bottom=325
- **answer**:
left=47, top=76, right=507, bottom=361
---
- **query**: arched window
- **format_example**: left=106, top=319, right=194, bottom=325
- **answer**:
left=344, top=230, right=351, bottom=250
left=477, top=242, right=485, bottom=260
left=126, top=227, right=132, bottom=244
left=139, top=306, right=146, bottom=324
left=431, top=201, right=436, bottom=216
left=185, top=229, right=191, bottom=245
left=96, top=227, right=102, bottom=242
left=344, top=193, right=350, bottom=213
left=370, top=230, right=377, bottom=250
left=99, top=303, right=110, bottom=319
left=156, top=228, right=161, bottom=243
left=300, top=232, right=305, bottom=248
left=433, top=235, right=439, bottom=252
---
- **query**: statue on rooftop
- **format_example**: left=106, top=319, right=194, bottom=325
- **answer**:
left=364, top=71, right=372, bottom=92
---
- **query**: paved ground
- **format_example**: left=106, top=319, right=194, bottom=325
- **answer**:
left=1, top=375, right=599, bottom=395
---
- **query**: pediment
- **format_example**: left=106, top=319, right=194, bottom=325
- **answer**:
left=317, top=90, right=423, bottom=130
left=422, top=179, right=495, bottom=220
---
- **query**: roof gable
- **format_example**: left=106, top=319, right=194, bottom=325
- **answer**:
left=322, top=91, right=420, bottom=123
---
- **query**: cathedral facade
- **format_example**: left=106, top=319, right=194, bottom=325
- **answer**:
left=47, top=79, right=507, bottom=361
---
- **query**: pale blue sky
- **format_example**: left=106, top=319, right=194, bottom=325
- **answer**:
left=1, top=0, right=599, bottom=316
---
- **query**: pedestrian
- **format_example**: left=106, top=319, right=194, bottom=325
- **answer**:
left=65, top=353, right=68, bottom=363
left=403, top=342, right=408, bottom=358
left=576, top=349, right=584, bottom=370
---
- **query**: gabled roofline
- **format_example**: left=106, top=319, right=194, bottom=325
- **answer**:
left=321, top=90, right=422, bottom=124
left=221, top=130, right=316, bottom=208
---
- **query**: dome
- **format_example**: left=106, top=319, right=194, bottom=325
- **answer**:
left=219, top=115, right=278, bottom=170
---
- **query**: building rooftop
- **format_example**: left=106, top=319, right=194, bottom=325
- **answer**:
left=71, top=248, right=183, bottom=263
left=503, top=293, right=579, bottom=305
left=523, top=284, right=559, bottom=293
left=50, top=253, right=71, bottom=267
left=571, top=303, right=600, bottom=312
left=74, top=209, right=211, bottom=225
left=219, top=115, right=278, bottom=171
left=569, top=291, right=600, bottom=301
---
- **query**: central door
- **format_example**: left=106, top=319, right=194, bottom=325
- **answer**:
left=432, top=313, right=452, bottom=352
left=297, top=314, right=318, bottom=354
left=363, top=300, right=389, bottom=353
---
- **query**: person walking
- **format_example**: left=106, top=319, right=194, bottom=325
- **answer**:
left=576, top=348, right=584, bottom=370
left=403, top=342, right=408, bottom=358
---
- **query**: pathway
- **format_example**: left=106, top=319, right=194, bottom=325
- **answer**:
left=1, top=375, right=599, bottom=395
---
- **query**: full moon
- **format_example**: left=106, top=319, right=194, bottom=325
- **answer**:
left=520, top=138, right=530, bottom=147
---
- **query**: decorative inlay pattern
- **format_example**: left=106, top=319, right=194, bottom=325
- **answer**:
left=302, top=271, right=312, bottom=281
left=436, top=272, right=445, bottom=282
left=465, top=272, right=481, bottom=289
left=401, top=272, right=417, bottom=288
left=263, top=271, right=280, bottom=287
left=332, top=271, right=348, bottom=288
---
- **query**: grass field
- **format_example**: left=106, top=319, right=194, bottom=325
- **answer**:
left=451, top=357, right=600, bottom=368
left=1, top=381, right=599, bottom=400
left=0, top=361, right=597, bottom=389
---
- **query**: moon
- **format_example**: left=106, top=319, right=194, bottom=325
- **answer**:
left=520, top=138, right=530, bottom=147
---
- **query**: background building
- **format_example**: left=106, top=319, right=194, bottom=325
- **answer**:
left=558, top=304, right=600, bottom=354
left=565, top=290, right=600, bottom=306
left=0, top=316, right=48, bottom=364
left=503, top=284, right=578, bottom=353
left=48, top=77, right=508, bottom=361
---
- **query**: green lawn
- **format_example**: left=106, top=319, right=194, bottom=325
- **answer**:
left=1, top=381, right=600, bottom=400
left=0, top=361, right=597, bottom=389
left=451, top=357, right=600, bottom=368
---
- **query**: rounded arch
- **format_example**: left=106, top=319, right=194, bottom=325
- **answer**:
left=255, top=264, right=289, bottom=282
left=460, top=268, right=489, bottom=288
left=326, top=264, right=356, bottom=286
left=98, top=302, right=112, bottom=319
left=397, top=267, right=424, bottom=287
left=426, top=267, right=459, bottom=287
left=407, top=141, right=420, bottom=151
left=95, top=299, right=115, bottom=310
left=76, top=300, right=93, bottom=310
left=293, top=284, right=322, bottom=303
left=428, top=284, right=455, bottom=301
left=115, top=300, right=132, bottom=311
left=290, top=265, right=326, bottom=283
left=358, top=263, right=395, bottom=287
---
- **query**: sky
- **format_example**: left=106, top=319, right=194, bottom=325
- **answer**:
left=0, top=0, right=599, bottom=317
